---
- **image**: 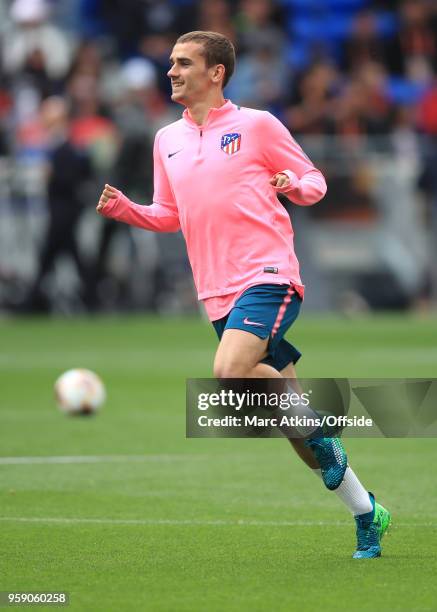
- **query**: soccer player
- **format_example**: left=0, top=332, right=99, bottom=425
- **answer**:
left=97, top=31, right=390, bottom=558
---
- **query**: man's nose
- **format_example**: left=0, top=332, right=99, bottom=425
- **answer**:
left=167, top=65, right=178, bottom=78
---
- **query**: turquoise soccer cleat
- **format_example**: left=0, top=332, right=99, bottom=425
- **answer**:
left=353, top=493, right=391, bottom=559
left=305, top=437, right=348, bottom=490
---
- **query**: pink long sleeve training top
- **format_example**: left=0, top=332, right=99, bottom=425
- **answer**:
left=100, top=100, right=327, bottom=320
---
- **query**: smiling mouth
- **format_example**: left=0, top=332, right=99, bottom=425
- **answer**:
left=172, top=82, right=184, bottom=87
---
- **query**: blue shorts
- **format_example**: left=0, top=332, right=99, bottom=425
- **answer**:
left=212, top=284, right=302, bottom=371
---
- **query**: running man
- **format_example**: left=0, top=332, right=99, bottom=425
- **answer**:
left=96, top=31, right=390, bottom=558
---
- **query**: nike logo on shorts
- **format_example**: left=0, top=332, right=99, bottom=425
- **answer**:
left=243, top=317, right=265, bottom=327
left=168, top=149, right=183, bottom=158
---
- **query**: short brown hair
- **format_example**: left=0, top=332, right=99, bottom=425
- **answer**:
left=176, top=31, right=236, bottom=88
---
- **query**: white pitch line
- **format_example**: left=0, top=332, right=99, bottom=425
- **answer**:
left=0, top=455, right=203, bottom=465
left=0, top=517, right=355, bottom=527
left=0, top=517, right=435, bottom=528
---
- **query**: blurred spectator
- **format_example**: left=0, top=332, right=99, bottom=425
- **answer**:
left=18, top=97, right=91, bottom=312
left=99, top=0, right=144, bottom=56
left=235, top=0, right=286, bottom=56
left=67, top=70, right=118, bottom=175
left=68, top=39, right=103, bottom=80
left=2, top=0, right=74, bottom=131
left=226, top=32, right=291, bottom=111
left=2, top=0, right=73, bottom=82
left=195, top=0, right=236, bottom=42
left=334, top=62, right=394, bottom=138
left=371, top=99, right=427, bottom=302
left=386, top=0, right=437, bottom=80
left=342, top=10, right=389, bottom=73
left=100, top=0, right=185, bottom=57
left=141, top=0, right=185, bottom=36
left=285, top=62, right=339, bottom=135
left=67, top=39, right=123, bottom=117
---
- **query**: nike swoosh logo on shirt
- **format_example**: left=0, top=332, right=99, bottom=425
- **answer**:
left=243, top=317, right=265, bottom=327
left=168, top=149, right=183, bottom=158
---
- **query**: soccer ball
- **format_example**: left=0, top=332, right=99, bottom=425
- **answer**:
left=54, top=369, right=106, bottom=415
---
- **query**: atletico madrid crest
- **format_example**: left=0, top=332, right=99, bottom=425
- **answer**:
left=221, top=133, right=241, bottom=155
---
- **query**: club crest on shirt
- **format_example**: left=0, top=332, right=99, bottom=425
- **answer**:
left=221, top=133, right=241, bottom=155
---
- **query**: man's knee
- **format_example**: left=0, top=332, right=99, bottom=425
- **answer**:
left=213, top=357, right=253, bottom=379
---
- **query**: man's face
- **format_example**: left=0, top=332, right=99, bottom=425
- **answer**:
left=167, top=42, right=219, bottom=105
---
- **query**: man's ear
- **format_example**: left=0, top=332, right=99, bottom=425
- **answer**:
left=211, top=64, right=225, bottom=84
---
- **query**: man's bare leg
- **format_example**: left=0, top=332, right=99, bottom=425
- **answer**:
left=212, top=322, right=389, bottom=557
left=279, top=359, right=377, bottom=526
left=214, top=328, right=373, bottom=511
left=214, top=329, right=319, bottom=467
left=278, top=361, right=320, bottom=468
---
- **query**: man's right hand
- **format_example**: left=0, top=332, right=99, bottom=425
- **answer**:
left=96, top=184, right=119, bottom=213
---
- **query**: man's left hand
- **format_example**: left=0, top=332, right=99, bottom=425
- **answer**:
left=269, top=172, right=290, bottom=189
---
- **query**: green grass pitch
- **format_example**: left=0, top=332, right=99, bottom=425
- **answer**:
left=0, top=314, right=436, bottom=611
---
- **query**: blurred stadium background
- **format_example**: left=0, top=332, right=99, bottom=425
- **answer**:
left=1, top=2, right=437, bottom=610
left=0, top=0, right=436, bottom=315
